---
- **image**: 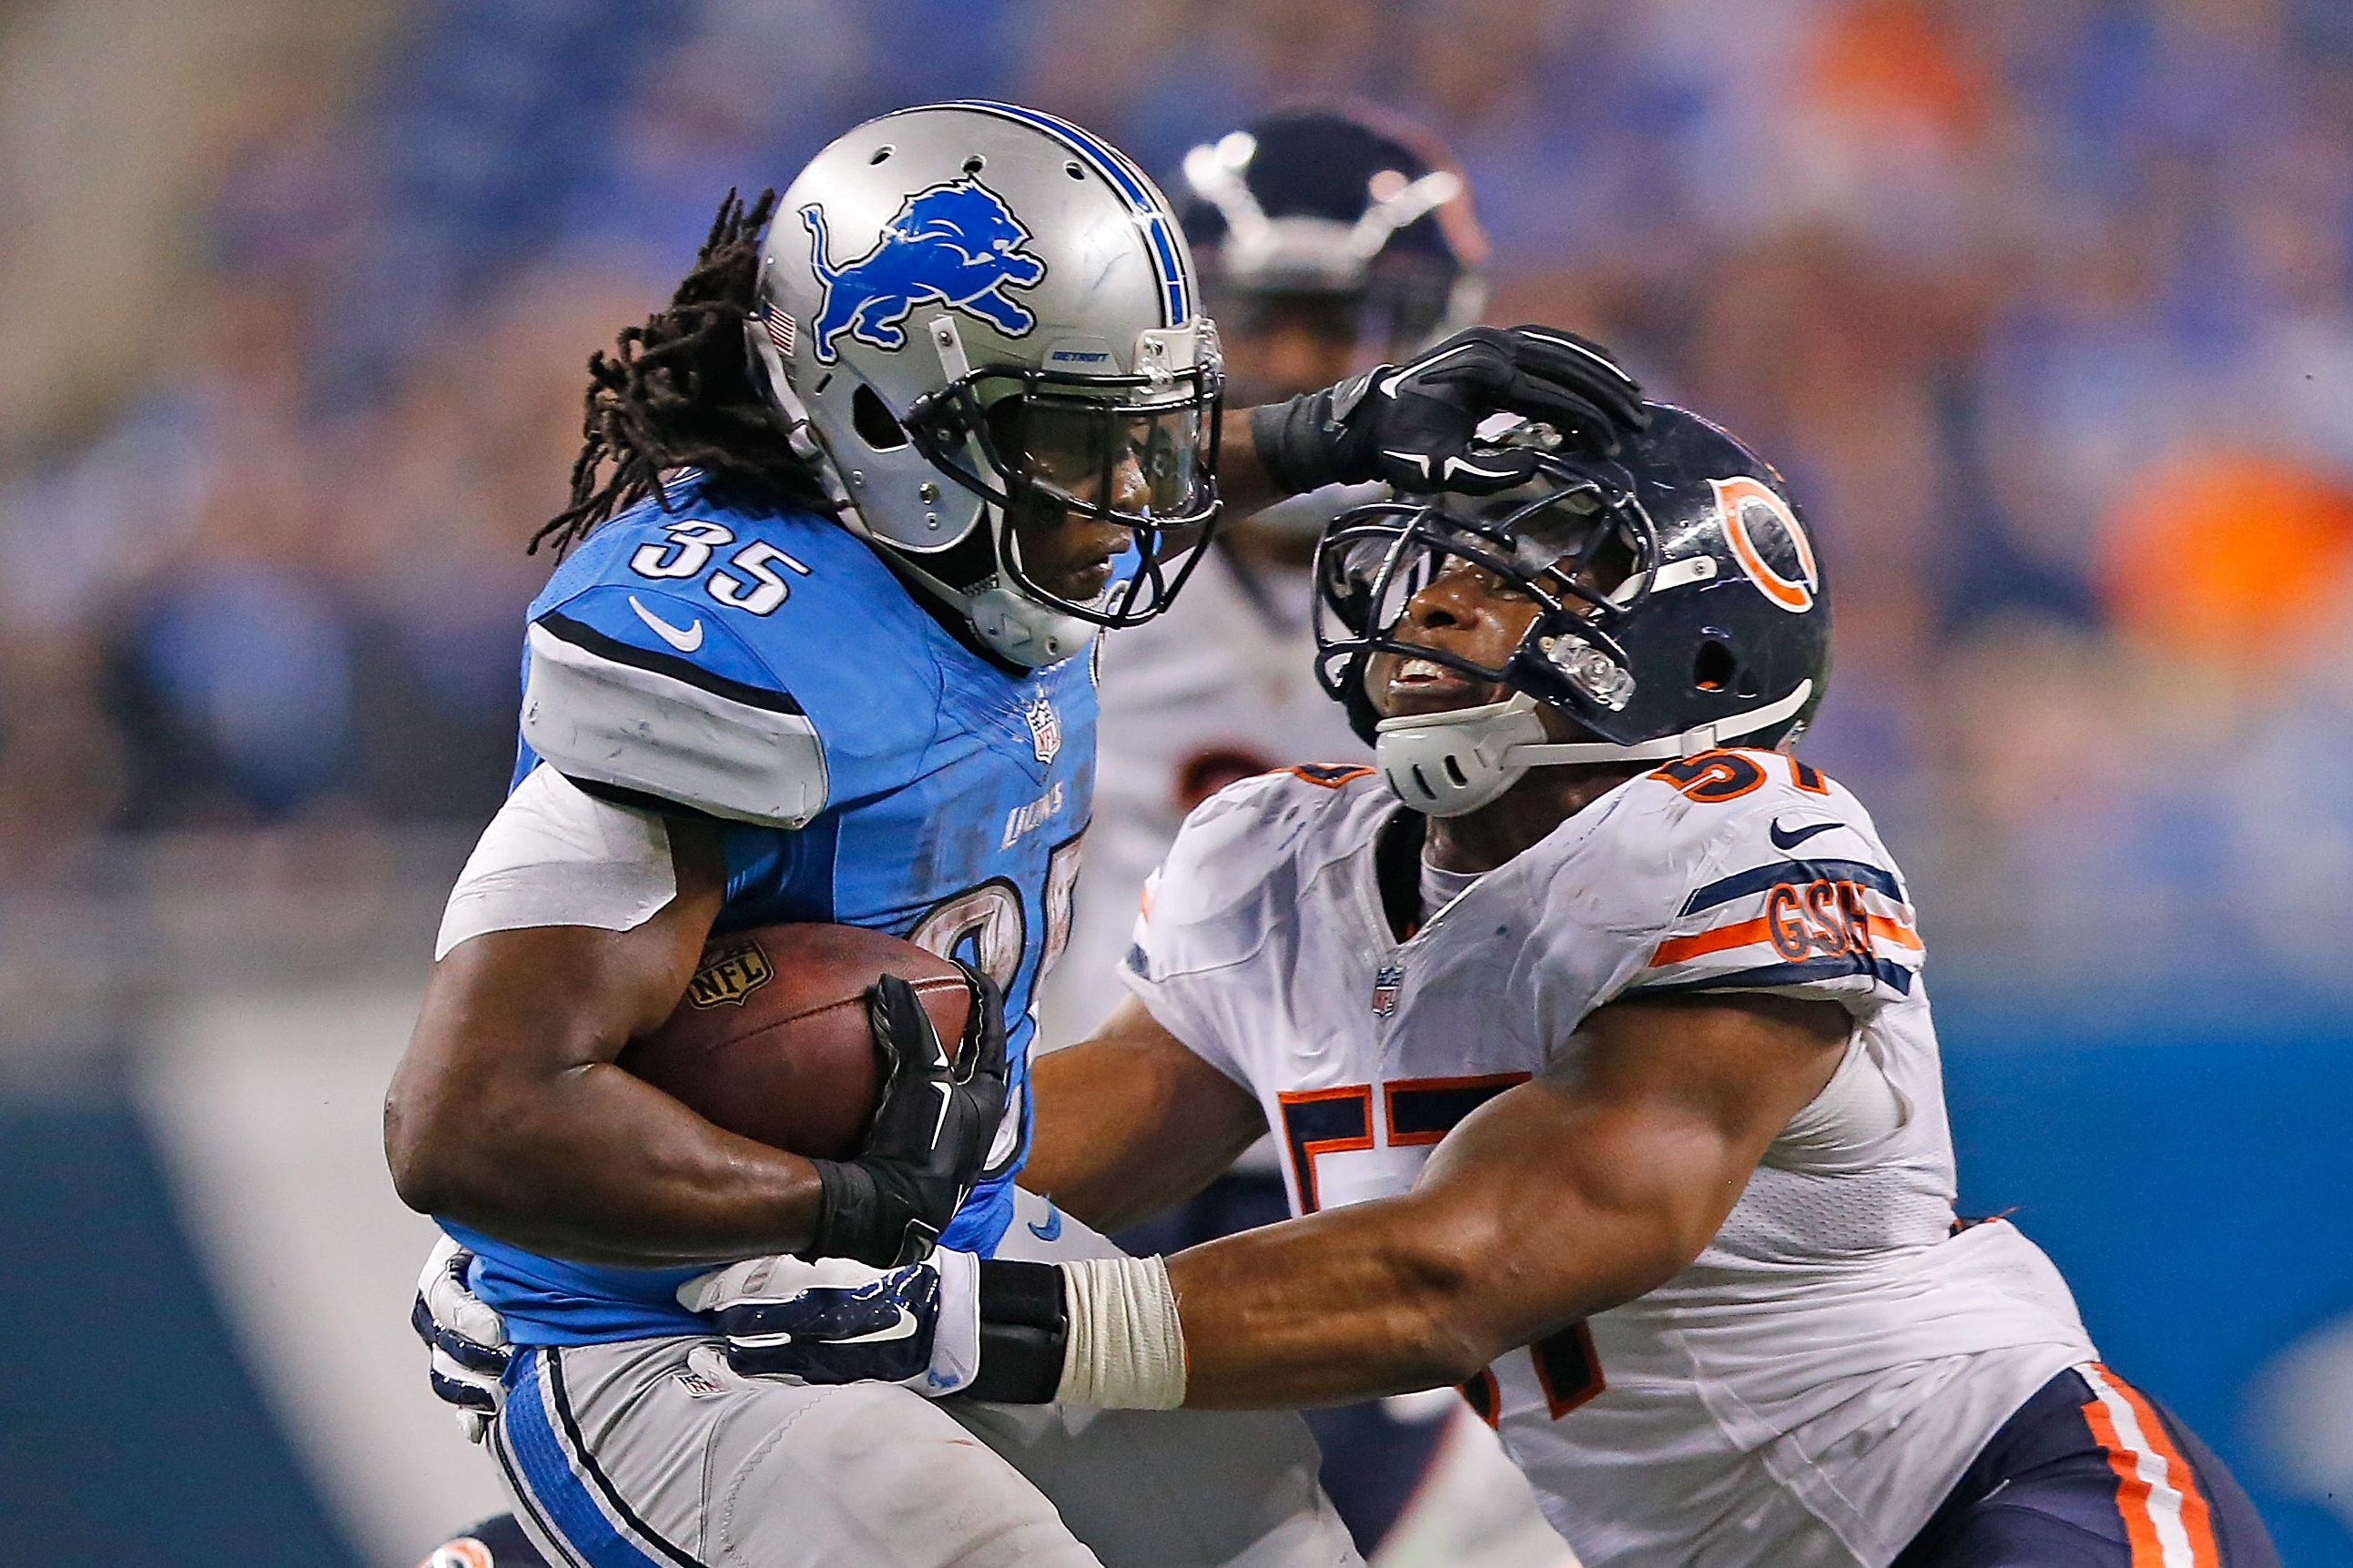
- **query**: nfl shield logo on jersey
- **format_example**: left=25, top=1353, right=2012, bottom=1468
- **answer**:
left=1372, top=963, right=1405, bottom=1017
left=1024, top=693, right=1061, bottom=764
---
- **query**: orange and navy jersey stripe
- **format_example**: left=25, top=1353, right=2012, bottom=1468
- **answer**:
left=1892, top=1363, right=2277, bottom=1568
left=1897, top=1363, right=2275, bottom=1568
left=1634, top=855, right=1921, bottom=999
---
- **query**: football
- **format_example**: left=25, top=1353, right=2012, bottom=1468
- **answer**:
left=617, top=923, right=972, bottom=1160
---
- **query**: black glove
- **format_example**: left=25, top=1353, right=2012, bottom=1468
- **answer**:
left=806, top=963, right=1009, bottom=1267
left=1250, top=325, right=1648, bottom=496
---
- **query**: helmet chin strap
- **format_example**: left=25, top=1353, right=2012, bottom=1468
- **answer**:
left=1374, top=681, right=1815, bottom=817
left=871, top=505, right=1106, bottom=668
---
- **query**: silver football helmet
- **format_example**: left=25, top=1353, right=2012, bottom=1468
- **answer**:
left=746, top=101, right=1224, bottom=667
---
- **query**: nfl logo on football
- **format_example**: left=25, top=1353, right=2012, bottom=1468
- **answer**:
left=1371, top=963, right=1405, bottom=1017
left=1024, top=693, right=1061, bottom=764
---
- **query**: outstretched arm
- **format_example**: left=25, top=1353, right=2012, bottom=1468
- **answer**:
left=1163, top=993, right=1850, bottom=1408
left=1217, top=325, right=1648, bottom=515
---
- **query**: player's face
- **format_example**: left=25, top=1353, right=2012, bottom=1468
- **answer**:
left=1367, top=561, right=1546, bottom=719
left=1005, top=418, right=1152, bottom=603
left=1364, top=511, right=1632, bottom=722
left=990, top=397, right=1200, bottom=602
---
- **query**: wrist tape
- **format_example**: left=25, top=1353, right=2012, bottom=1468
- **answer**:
left=1054, top=1256, right=1187, bottom=1410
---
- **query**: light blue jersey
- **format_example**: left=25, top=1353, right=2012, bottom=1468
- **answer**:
left=443, top=477, right=1095, bottom=1345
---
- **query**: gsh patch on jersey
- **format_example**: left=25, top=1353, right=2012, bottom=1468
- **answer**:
left=804, top=179, right=1046, bottom=362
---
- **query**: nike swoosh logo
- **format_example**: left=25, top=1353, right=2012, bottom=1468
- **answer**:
left=629, top=595, right=705, bottom=652
left=1028, top=1203, right=1064, bottom=1242
left=1379, top=340, right=1481, bottom=397
left=833, top=1306, right=921, bottom=1344
left=1770, top=818, right=1841, bottom=851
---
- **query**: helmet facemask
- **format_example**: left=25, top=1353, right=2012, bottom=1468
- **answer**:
left=1313, top=443, right=1821, bottom=816
left=902, top=350, right=1224, bottom=629
left=1313, top=460, right=1659, bottom=738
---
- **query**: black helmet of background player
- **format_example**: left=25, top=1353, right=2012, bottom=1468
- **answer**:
left=1312, top=405, right=1831, bottom=816
left=1177, top=107, right=1488, bottom=405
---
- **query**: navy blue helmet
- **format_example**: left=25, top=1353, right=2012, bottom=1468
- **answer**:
left=1176, top=106, right=1487, bottom=362
left=1312, top=404, right=1831, bottom=814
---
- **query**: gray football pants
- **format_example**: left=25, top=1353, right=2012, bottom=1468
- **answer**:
left=488, top=1188, right=1361, bottom=1568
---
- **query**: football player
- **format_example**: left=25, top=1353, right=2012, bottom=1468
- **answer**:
left=387, top=101, right=1646, bottom=1568
left=1046, top=105, right=1494, bottom=1047
left=703, top=409, right=2282, bottom=1567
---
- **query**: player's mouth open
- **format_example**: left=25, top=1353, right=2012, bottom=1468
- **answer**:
left=1384, top=654, right=1494, bottom=713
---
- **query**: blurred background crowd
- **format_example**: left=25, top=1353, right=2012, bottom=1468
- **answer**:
left=4, top=2, right=2351, bottom=1565
left=10, top=0, right=2353, bottom=987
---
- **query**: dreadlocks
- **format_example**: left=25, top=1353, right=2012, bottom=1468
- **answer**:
left=532, top=188, right=830, bottom=556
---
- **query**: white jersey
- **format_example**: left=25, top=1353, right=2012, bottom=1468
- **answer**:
left=1121, top=756, right=2098, bottom=1568
left=1041, top=534, right=1366, bottom=1047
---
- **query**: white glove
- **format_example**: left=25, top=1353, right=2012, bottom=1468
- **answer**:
left=411, top=1233, right=511, bottom=1442
left=678, top=1249, right=980, bottom=1397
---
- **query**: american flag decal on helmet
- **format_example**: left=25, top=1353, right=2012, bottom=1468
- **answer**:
left=765, top=310, right=797, bottom=356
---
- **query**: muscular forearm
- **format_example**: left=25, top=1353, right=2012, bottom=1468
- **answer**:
left=1164, top=1197, right=1511, bottom=1407
left=390, top=1050, right=825, bottom=1266
left=1025, top=1024, right=1263, bottom=1232
left=1164, top=1087, right=1719, bottom=1408
left=385, top=874, right=829, bottom=1267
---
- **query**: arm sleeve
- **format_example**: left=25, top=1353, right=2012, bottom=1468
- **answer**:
left=434, top=765, right=676, bottom=959
left=520, top=589, right=828, bottom=828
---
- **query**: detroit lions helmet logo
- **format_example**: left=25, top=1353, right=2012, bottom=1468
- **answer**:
left=804, top=179, right=1048, bottom=364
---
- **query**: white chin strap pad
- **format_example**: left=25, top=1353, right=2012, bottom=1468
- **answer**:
left=1374, top=694, right=1547, bottom=817
left=967, top=584, right=1100, bottom=668
left=1374, top=682, right=1814, bottom=818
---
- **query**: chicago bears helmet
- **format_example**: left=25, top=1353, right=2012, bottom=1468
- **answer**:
left=1177, top=106, right=1488, bottom=370
left=745, top=102, right=1223, bottom=667
left=1313, top=405, right=1831, bottom=815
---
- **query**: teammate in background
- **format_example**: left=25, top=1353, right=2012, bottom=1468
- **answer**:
left=1046, top=106, right=1492, bottom=1049
left=390, top=101, right=1647, bottom=1568
left=722, top=409, right=2281, bottom=1567
left=1040, top=105, right=1537, bottom=1561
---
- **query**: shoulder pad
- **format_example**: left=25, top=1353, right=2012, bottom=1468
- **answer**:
left=1141, top=765, right=1385, bottom=956
left=522, top=596, right=827, bottom=827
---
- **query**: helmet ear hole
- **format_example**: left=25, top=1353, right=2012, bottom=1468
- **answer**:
left=852, top=384, right=908, bottom=451
left=1693, top=639, right=1738, bottom=693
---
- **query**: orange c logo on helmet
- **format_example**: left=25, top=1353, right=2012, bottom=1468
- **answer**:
left=1712, top=476, right=1817, bottom=613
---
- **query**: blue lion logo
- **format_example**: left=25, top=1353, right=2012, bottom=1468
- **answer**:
left=804, top=179, right=1048, bottom=364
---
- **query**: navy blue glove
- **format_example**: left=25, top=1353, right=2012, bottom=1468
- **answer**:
left=679, top=1249, right=981, bottom=1395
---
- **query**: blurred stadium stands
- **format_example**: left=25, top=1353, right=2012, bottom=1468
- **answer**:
left=1, top=1, right=2348, bottom=1563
